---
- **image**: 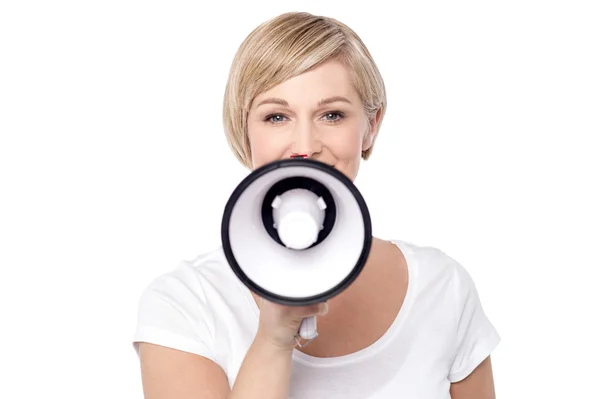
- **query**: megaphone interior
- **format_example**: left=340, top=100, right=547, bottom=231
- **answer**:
left=221, top=157, right=372, bottom=344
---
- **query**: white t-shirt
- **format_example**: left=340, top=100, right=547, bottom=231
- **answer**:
left=132, top=239, right=500, bottom=398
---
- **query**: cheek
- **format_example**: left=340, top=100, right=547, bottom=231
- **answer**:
left=248, top=131, right=286, bottom=166
left=326, top=129, right=363, bottom=159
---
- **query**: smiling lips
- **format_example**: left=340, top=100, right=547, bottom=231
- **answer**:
left=288, top=154, right=336, bottom=168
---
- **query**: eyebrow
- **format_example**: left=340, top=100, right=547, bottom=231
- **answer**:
left=255, top=96, right=352, bottom=108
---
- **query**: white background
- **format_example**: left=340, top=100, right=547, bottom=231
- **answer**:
left=1, top=0, right=598, bottom=397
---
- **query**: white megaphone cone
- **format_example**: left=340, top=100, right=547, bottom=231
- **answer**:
left=221, top=157, right=372, bottom=345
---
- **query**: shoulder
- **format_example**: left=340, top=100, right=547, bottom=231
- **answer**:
left=392, top=239, right=500, bottom=382
left=392, top=238, right=473, bottom=289
left=391, top=238, right=496, bottom=331
left=139, top=246, right=238, bottom=302
left=133, top=246, right=244, bottom=360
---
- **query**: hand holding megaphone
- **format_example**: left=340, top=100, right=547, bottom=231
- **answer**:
left=255, top=296, right=329, bottom=350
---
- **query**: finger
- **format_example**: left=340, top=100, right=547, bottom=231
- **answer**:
left=316, top=301, right=329, bottom=315
left=299, top=301, right=328, bottom=317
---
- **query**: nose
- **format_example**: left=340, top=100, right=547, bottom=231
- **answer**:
left=290, top=120, right=322, bottom=158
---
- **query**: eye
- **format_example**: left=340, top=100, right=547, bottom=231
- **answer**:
left=264, top=114, right=287, bottom=124
left=323, top=111, right=344, bottom=123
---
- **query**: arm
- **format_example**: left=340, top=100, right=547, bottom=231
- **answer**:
left=228, top=333, right=295, bottom=399
left=450, top=356, right=496, bottom=399
left=139, top=342, right=230, bottom=399
left=138, top=335, right=294, bottom=399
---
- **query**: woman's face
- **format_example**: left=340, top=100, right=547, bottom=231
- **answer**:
left=246, top=59, right=380, bottom=182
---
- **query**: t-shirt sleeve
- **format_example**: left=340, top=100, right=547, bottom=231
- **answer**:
left=132, top=263, right=217, bottom=362
left=448, top=258, right=501, bottom=383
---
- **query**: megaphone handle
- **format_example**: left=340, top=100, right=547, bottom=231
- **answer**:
left=299, top=316, right=318, bottom=340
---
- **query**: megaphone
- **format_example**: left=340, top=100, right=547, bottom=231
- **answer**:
left=221, top=156, right=372, bottom=345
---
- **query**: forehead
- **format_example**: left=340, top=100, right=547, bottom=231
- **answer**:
left=252, top=59, right=360, bottom=107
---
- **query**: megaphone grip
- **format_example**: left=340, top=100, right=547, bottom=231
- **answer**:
left=299, top=316, right=318, bottom=340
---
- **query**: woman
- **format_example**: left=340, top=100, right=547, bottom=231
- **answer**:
left=133, top=11, right=500, bottom=398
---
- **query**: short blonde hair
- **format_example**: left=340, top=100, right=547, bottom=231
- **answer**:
left=222, top=12, right=387, bottom=169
